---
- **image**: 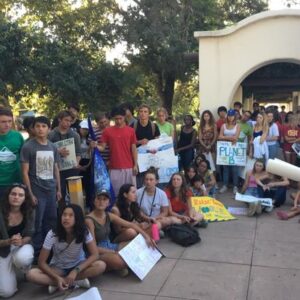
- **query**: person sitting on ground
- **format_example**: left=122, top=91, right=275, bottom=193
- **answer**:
left=276, top=182, right=300, bottom=220
left=191, top=175, right=208, bottom=197
left=112, top=184, right=160, bottom=241
left=0, top=184, right=35, bottom=298
left=26, top=204, right=105, bottom=295
left=184, top=165, right=197, bottom=188
left=137, top=167, right=180, bottom=232
left=197, top=160, right=217, bottom=197
left=85, top=189, right=154, bottom=277
left=164, top=172, right=207, bottom=227
left=256, top=172, right=290, bottom=208
left=241, top=159, right=267, bottom=216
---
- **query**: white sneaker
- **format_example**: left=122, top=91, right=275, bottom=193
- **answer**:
left=233, top=186, right=238, bottom=195
left=219, top=186, right=227, bottom=193
left=74, top=278, right=90, bottom=289
left=48, top=285, right=58, bottom=294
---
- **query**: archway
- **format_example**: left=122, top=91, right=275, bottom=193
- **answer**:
left=194, top=9, right=300, bottom=115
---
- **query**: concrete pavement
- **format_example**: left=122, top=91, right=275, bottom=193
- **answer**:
left=12, top=188, right=300, bottom=300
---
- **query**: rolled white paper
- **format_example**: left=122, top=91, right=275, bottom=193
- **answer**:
left=266, top=159, right=300, bottom=181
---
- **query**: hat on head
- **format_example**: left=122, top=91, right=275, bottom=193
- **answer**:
left=79, top=119, right=89, bottom=129
left=96, top=189, right=110, bottom=198
left=227, top=109, right=236, bottom=117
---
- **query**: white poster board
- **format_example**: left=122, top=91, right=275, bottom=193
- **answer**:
left=235, top=192, right=273, bottom=207
left=68, top=287, right=102, bottom=300
left=54, top=138, right=77, bottom=170
left=137, top=136, right=178, bottom=183
left=119, top=234, right=162, bottom=280
left=217, top=141, right=247, bottom=166
left=292, top=143, right=300, bottom=157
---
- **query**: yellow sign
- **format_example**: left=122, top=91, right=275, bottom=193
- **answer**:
left=191, top=197, right=236, bottom=222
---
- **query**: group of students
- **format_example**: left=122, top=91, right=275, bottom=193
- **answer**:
left=0, top=100, right=300, bottom=297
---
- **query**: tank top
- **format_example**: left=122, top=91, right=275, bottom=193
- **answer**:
left=7, top=219, right=25, bottom=238
left=178, top=128, right=195, bottom=148
left=85, top=213, right=111, bottom=243
left=253, top=129, right=263, bottom=138
left=223, top=124, right=237, bottom=137
left=248, top=174, right=257, bottom=188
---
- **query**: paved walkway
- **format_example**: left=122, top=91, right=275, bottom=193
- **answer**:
left=13, top=189, right=300, bottom=300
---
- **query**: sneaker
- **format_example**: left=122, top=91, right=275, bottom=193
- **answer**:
left=74, top=278, right=90, bottom=289
left=48, top=285, right=58, bottom=294
left=233, top=186, right=238, bottom=195
left=116, top=268, right=129, bottom=277
left=219, top=185, right=227, bottom=193
left=195, top=220, right=208, bottom=228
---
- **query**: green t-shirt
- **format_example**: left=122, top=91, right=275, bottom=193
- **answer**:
left=156, top=122, right=174, bottom=137
left=0, top=130, right=24, bottom=186
left=238, top=121, right=253, bottom=143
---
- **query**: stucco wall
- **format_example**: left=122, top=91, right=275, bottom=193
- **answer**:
left=195, top=10, right=300, bottom=115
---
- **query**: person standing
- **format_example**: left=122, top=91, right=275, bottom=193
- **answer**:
left=0, top=108, right=24, bottom=195
left=21, top=116, right=61, bottom=257
left=48, top=111, right=81, bottom=202
left=266, top=110, right=279, bottom=159
left=156, top=107, right=175, bottom=139
left=95, top=106, right=138, bottom=196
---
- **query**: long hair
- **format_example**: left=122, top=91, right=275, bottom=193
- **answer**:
left=184, top=165, right=197, bottom=186
left=166, top=172, right=189, bottom=203
left=252, top=159, right=265, bottom=174
left=117, top=184, right=143, bottom=222
left=256, top=112, right=269, bottom=134
left=200, top=110, right=215, bottom=129
left=54, top=204, right=88, bottom=244
left=1, top=184, right=32, bottom=226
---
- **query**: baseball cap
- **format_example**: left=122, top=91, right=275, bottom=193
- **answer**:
left=96, top=189, right=110, bottom=198
left=227, top=109, right=236, bottom=116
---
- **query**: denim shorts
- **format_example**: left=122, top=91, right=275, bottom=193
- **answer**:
left=98, top=240, right=118, bottom=251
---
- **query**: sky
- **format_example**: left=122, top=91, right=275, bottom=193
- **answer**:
left=106, top=0, right=300, bottom=62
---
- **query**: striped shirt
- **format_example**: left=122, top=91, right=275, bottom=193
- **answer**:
left=43, top=230, right=93, bottom=269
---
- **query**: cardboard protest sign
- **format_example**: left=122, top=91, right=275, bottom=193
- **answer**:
left=216, top=141, right=247, bottom=166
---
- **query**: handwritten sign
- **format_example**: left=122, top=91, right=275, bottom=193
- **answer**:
left=217, top=141, right=247, bottom=166
left=235, top=193, right=273, bottom=207
left=138, top=136, right=178, bottom=183
left=54, top=138, right=77, bottom=171
left=191, top=197, right=236, bottom=222
left=119, top=234, right=162, bottom=280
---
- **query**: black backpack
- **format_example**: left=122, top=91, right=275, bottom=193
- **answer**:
left=166, top=224, right=201, bottom=247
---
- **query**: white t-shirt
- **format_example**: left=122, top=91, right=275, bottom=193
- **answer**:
left=43, top=230, right=93, bottom=269
left=267, top=123, right=279, bottom=146
left=137, top=187, right=169, bottom=218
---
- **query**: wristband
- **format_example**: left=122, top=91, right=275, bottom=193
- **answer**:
left=74, top=266, right=81, bottom=274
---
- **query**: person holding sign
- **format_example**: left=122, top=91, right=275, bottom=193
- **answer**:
left=218, top=109, right=241, bottom=194
left=48, top=111, right=81, bottom=202
left=85, top=190, right=155, bottom=277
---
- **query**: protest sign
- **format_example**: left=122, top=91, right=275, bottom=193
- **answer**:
left=68, top=287, right=102, bottom=300
left=119, top=234, right=162, bottom=280
left=235, top=193, right=273, bottom=207
left=216, top=141, right=247, bottom=166
left=191, top=197, right=236, bottom=222
left=137, top=136, right=178, bottom=183
left=54, top=138, right=77, bottom=170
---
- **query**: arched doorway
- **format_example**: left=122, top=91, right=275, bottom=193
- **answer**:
left=194, top=9, right=300, bottom=115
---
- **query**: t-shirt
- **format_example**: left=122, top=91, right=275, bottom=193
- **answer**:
left=0, top=130, right=24, bottom=187
left=283, top=125, right=300, bottom=151
left=101, top=126, right=137, bottom=169
left=216, top=118, right=225, bottom=132
left=267, top=123, right=279, bottom=146
left=131, top=121, right=160, bottom=143
left=20, top=139, right=60, bottom=190
left=165, top=188, right=192, bottom=213
left=92, top=126, right=110, bottom=164
left=43, top=229, right=93, bottom=269
left=156, top=122, right=174, bottom=137
left=238, top=121, right=253, bottom=143
left=137, top=187, right=168, bottom=217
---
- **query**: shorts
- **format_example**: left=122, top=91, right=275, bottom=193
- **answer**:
left=50, top=263, right=82, bottom=277
left=98, top=240, right=118, bottom=251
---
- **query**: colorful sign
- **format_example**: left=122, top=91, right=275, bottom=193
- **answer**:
left=54, top=138, right=77, bottom=170
left=216, top=141, right=247, bottom=166
left=191, top=196, right=236, bottom=222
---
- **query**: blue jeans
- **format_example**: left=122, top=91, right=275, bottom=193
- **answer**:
left=268, top=143, right=279, bottom=159
left=245, top=187, right=259, bottom=197
left=258, top=186, right=287, bottom=207
left=31, top=185, right=57, bottom=257
left=223, top=165, right=239, bottom=187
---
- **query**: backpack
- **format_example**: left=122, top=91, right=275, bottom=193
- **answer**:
left=166, top=224, right=201, bottom=247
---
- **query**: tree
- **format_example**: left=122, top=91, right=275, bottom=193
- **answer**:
left=117, top=0, right=267, bottom=114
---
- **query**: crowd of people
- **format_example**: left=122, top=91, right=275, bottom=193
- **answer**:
left=0, top=100, right=300, bottom=297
